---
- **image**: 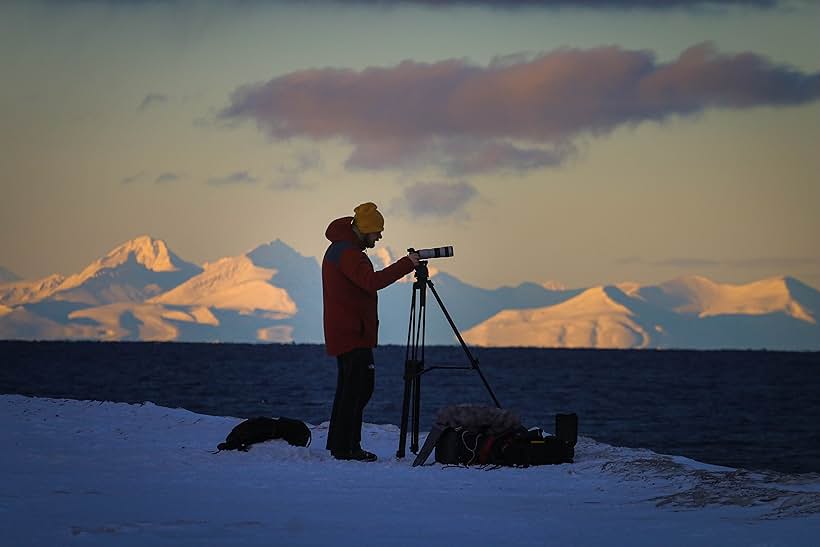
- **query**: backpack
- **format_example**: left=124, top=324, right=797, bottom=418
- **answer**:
left=217, top=416, right=311, bottom=452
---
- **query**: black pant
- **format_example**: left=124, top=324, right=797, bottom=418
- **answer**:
left=326, top=348, right=375, bottom=454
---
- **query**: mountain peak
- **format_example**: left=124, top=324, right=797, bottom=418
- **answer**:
left=103, top=235, right=176, bottom=272
left=665, top=274, right=717, bottom=288
left=463, top=285, right=649, bottom=349
left=150, top=255, right=296, bottom=315
left=53, top=236, right=198, bottom=296
left=540, top=280, right=567, bottom=291
left=250, top=238, right=299, bottom=254
left=247, top=238, right=316, bottom=269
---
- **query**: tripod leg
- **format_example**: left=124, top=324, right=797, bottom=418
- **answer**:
left=411, top=278, right=427, bottom=453
left=427, top=280, right=502, bottom=409
left=396, top=360, right=413, bottom=458
left=411, top=361, right=421, bottom=454
left=397, top=285, right=419, bottom=459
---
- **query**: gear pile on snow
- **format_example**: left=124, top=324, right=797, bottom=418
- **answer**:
left=413, top=405, right=577, bottom=468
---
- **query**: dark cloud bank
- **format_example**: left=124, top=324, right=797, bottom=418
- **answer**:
left=220, top=43, right=820, bottom=175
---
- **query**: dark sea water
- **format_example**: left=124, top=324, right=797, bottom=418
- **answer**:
left=2, top=341, right=819, bottom=474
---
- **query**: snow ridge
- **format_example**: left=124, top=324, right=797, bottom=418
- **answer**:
left=464, top=286, right=651, bottom=349
left=654, top=275, right=814, bottom=323
left=0, top=273, right=66, bottom=306
left=57, top=236, right=180, bottom=292
left=150, top=255, right=296, bottom=315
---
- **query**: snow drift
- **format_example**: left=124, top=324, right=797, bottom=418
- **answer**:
left=2, top=394, right=818, bottom=547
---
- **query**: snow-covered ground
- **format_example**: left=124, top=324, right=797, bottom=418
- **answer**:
left=2, top=395, right=819, bottom=546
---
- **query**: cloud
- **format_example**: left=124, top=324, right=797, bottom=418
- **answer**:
left=395, top=181, right=478, bottom=218
left=155, top=172, right=181, bottom=184
left=120, top=172, right=146, bottom=185
left=370, top=247, right=394, bottom=270
left=220, top=42, right=820, bottom=175
left=345, top=137, right=576, bottom=175
left=206, top=171, right=259, bottom=187
left=137, top=93, right=169, bottom=112
left=268, top=176, right=308, bottom=191
left=439, top=139, right=575, bottom=175
left=268, top=149, right=322, bottom=191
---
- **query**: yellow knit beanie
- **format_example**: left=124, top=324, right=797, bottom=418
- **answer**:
left=353, top=202, right=384, bottom=234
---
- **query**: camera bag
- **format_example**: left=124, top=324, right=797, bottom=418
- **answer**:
left=493, top=428, right=574, bottom=467
left=432, top=411, right=578, bottom=467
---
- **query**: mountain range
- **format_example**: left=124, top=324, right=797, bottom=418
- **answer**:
left=1, top=236, right=818, bottom=350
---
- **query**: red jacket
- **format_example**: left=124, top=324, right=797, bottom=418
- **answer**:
left=322, top=216, right=415, bottom=356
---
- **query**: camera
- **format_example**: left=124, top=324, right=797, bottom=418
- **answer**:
left=409, top=246, right=454, bottom=259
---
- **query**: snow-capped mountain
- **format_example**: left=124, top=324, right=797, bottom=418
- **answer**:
left=1, top=236, right=818, bottom=349
left=51, top=235, right=203, bottom=305
left=0, top=237, right=323, bottom=344
left=463, top=276, right=820, bottom=350
left=0, top=236, right=203, bottom=341
left=634, top=275, right=815, bottom=322
left=150, top=255, right=296, bottom=315
left=0, top=236, right=204, bottom=309
left=463, top=286, right=654, bottom=349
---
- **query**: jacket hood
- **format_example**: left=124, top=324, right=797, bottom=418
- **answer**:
left=325, top=216, right=362, bottom=247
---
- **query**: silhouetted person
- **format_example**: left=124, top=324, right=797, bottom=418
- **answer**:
left=322, top=202, right=419, bottom=461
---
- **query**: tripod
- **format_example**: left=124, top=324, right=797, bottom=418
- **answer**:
left=396, top=261, right=501, bottom=458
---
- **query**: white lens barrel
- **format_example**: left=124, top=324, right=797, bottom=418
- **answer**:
left=417, top=246, right=454, bottom=259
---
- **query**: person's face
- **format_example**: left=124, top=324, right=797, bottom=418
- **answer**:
left=364, top=231, right=382, bottom=248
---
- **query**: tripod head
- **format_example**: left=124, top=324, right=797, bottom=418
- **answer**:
left=413, top=260, right=430, bottom=284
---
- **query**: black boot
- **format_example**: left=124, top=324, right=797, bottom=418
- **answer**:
left=332, top=447, right=377, bottom=462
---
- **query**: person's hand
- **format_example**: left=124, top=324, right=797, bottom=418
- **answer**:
left=407, top=252, right=420, bottom=267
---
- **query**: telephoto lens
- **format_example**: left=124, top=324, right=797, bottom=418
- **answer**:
left=415, top=246, right=454, bottom=259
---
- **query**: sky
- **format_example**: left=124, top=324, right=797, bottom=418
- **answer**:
left=1, top=0, right=819, bottom=291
